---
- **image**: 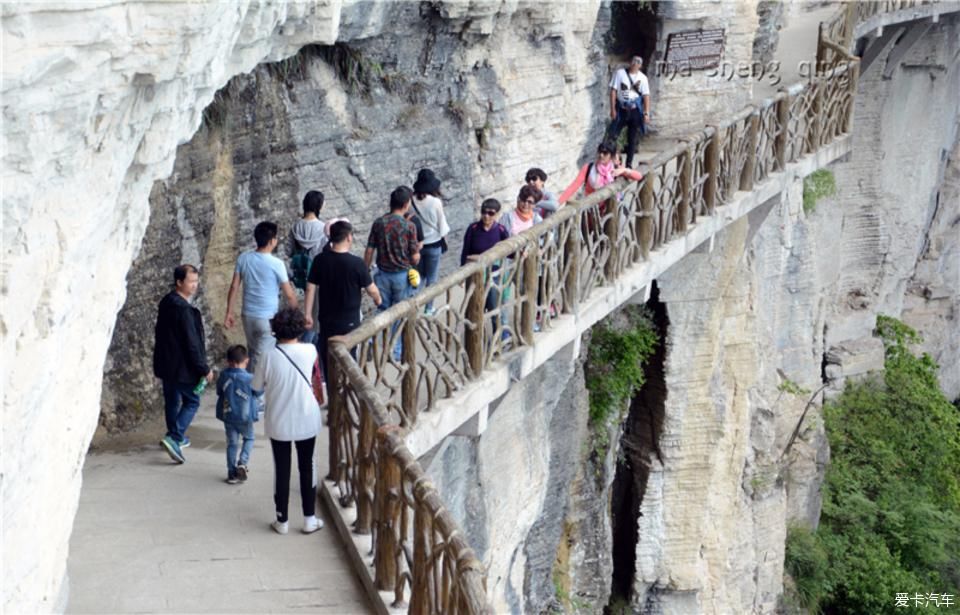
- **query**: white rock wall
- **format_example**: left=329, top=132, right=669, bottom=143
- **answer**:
left=2, top=2, right=344, bottom=611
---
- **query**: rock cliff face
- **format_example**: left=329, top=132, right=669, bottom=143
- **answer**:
left=2, top=1, right=609, bottom=610
left=100, top=2, right=611, bottom=434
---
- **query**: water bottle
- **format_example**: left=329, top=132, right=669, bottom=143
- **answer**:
left=193, top=377, right=207, bottom=395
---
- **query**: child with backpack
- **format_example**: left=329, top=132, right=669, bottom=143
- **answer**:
left=216, top=345, right=263, bottom=484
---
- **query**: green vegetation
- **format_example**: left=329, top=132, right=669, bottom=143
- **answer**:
left=316, top=43, right=383, bottom=96
left=802, top=169, right=836, bottom=214
left=785, top=316, right=960, bottom=614
left=585, top=306, right=658, bottom=457
left=778, top=376, right=810, bottom=397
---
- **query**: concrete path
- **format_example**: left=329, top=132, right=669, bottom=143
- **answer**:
left=67, top=400, right=372, bottom=614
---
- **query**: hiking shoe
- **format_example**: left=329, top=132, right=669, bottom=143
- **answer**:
left=178, top=436, right=191, bottom=449
left=302, top=516, right=324, bottom=534
left=271, top=520, right=289, bottom=535
left=160, top=437, right=185, bottom=464
left=226, top=476, right=240, bottom=485
left=236, top=464, right=248, bottom=482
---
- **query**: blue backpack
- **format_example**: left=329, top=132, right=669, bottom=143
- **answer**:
left=290, top=244, right=311, bottom=291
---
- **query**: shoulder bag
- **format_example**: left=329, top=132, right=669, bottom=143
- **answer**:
left=275, top=345, right=325, bottom=406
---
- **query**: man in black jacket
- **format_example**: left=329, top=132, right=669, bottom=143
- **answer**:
left=153, top=264, right=213, bottom=463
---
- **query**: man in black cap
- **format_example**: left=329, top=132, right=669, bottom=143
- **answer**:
left=153, top=264, right=213, bottom=463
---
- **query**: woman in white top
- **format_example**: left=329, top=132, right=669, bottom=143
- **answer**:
left=411, top=168, right=450, bottom=315
left=252, top=307, right=323, bottom=535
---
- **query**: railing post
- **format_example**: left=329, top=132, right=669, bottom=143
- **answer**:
left=410, top=496, right=432, bottom=615
left=775, top=90, right=789, bottom=168
left=520, top=239, right=539, bottom=342
left=846, top=59, right=860, bottom=134
left=563, top=212, right=580, bottom=314
left=809, top=76, right=823, bottom=152
left=465, top=269, right=485, bottom=375
left=815, top=23, right=826, bottom=74
left=843, top=2, right=856, bottom=49
left=354, top=399, right=375, bottom=534
left=374, top=427, right=402, bottom=595
left=678, top=146, right=692, bottom=233
left=401, top=312, right=417, bottom=425
left=740, top=110, right=759, bottom=191
left=326, top=352, right=342, bottom=483
left=603, top=198, right=620, bottom=279
left=638, top=175, right=655, bottom=259
left=704, top=126, right=720, bottom=215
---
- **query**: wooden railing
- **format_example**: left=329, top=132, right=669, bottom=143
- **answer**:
left=321, top=3, right=933, bottom=611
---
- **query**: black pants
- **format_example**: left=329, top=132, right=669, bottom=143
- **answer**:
left=317, top=319, right=358, bottom=386
left=606, top=105, right=645, bottom=168
left=270, top=437, right=316, bottom=523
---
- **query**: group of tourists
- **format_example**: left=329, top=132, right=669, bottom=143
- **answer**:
left=150, top=57, right=651, bottom=536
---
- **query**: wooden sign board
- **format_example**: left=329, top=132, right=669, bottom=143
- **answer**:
left=665, top=29, right=726, bottom=71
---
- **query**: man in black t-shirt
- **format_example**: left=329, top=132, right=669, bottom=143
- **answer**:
left=304, top=221, right=382, bottom=385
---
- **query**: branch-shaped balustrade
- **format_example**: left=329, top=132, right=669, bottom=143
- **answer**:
left=318, top=3, right=941, bottom=610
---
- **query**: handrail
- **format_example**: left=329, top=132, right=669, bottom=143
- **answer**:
left=320, top=3, right=930, bottom=611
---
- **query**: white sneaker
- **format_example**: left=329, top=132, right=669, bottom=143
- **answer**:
left=271, top=520, right=289, bottom=535
left=302, top=515, right=324, bottom=534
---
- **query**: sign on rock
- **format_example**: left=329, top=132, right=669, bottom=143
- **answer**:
left=665, top=29, right=725, bottom=71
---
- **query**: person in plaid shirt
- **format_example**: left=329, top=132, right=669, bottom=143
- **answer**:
left=364, top=186, right=421, bottom=314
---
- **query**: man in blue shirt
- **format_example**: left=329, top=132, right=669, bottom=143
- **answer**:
left=225, top=221, right=298, bottom=372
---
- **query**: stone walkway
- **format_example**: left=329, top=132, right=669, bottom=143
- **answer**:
left=67, top=400, right=372, bottom=614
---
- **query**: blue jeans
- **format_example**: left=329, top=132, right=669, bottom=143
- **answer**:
left=225, top=421, right=255, bottom=478
left=417, top=244, right=443, bottom=311
left=162, top=380, right=200, bottom=443
left=242, top=315, right=274, bottom=374
left=375, top=269, right=411, bottom=360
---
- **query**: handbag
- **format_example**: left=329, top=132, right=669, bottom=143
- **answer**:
left=275, top=345, right=325, bottom=406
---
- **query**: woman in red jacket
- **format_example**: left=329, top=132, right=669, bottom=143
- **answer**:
left=557, top=141, right=643, bottom=204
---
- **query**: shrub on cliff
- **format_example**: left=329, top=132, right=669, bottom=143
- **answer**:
left=585, top=306, right=658, bottom=456
left=786, top=316, right=960, bottom=613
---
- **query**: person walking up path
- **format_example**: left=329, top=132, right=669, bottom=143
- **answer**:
left=252, top=307, right=324, bottom=535
left=558, top=141, right=643, bottom=205
left=290, top=191, right=327, bottom=343
left=365, top=187, right=421, bottom=361
left=304, top=221, right=382, bottom=385
left=153, top=264, right=213, bottom=463
left=364, top=187, right=420, bottom=310
left=411, top=168, right=450, bottom=315
left=462, top=198, right=511, bottom=335
left=216, top=345, right=261, bottom=484
left=225, top=221, right=298, bottom=373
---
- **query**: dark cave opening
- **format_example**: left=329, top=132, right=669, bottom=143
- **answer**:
left=606, top=281, right=669, bottom=612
